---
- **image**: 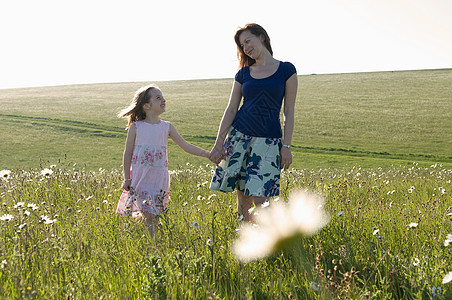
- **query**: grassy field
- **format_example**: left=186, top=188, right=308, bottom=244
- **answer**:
left=1, top=70, right=452, bottom=299
left=0, top=164, right=451, bottom=299
left=1, top=69, right=451, bottom=170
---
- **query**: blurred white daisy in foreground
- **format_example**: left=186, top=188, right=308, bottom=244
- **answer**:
left=232, top=190, right=330, bottom=263
left=442, top=271, right=452, bottom=284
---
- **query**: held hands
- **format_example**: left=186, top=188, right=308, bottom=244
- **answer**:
left=280, top=146, right=293, bottom=170
left=209, top=143, right=226, bottom=165
left=122, top=179, right=131, bottom=191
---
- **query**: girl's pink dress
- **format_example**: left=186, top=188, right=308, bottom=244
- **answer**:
left=116, top=120, right=170, bottom=216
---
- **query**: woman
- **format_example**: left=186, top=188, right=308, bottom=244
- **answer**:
left=209, top=23, right=298, bottom=222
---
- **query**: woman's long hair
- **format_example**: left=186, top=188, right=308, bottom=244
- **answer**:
left=234, top=23, right=273, bottom=68
left=117, top=84, right=158, bottom=128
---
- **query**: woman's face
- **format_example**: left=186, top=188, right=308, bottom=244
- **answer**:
left=239, top=30, right=265, bottom=60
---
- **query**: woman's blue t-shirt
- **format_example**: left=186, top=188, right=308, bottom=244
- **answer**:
left=232, top=61, right=296, bottom=138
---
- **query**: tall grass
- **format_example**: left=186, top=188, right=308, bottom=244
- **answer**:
left=1, top=163, right=451, bottom=299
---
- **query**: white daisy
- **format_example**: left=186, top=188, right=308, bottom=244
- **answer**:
left=444, top=234, right=452, bottom=247
left=14, top=202, right=25, bottom=209
left=407, top=222, right=418, bottom=228
left=0, top=214, right=14, bottom=221
left=232, top=190, right=329, bottom=262
left=0, top=169, right=11, bottom=180
left=40, top=215, right=57, bottom=224
left=442, top=271, right=452, bottom=284
left=40, top=168, right=53, bottom=177
left=27, top=203, right=38, bottom=210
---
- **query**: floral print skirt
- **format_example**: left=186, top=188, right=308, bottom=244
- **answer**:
left=210, top=127, right=282, bottom=197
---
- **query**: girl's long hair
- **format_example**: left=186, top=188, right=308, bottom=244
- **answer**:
left=234, top=23, right=273, bottom=68
left=117, top=84, right=158, bottom=128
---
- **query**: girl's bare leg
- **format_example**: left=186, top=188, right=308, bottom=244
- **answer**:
left=237, top=190, right=267, bottom=222
left=143, top=213, right=159, bottom=240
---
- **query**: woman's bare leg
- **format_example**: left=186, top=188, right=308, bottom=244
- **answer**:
left=237, top=190, right=267, bottom=222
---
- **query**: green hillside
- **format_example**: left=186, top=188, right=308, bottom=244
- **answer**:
left=1, top=69, right=451, bottom=170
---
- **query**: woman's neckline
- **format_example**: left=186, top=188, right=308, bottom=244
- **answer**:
left=248, top=61, right=281, bottom=80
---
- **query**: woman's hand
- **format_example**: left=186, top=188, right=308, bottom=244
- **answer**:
left=280, top=146, right=293, bottom=170
left=209, top=143, right=226, bottom=165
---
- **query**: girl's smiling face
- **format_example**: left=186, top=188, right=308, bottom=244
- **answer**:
left=239, top=30, right=265, bottom=60
left=144, top=88, right=166, bottom=113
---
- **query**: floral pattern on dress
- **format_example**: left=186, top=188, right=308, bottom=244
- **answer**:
left=210, top=127, right=281, bottom=197
left=117, top=187, right=168, bottom=216
left=132, top=147, right=167, bottom=167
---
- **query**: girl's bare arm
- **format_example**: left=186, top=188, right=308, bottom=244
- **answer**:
left=169, top=124, right=210, bottom=158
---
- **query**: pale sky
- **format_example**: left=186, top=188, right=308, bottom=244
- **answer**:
left=1, top=0, right=451, bottom=89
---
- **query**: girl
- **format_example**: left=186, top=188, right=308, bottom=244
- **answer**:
left=116, top=84, right=210, bottom=239
left=209, top=23, right=298, bottom=222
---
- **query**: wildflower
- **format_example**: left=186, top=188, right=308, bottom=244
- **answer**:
left=0, top=260, right=6, bottom=269
left=27, top=203, right=38, bottom=210
left=261, top=201, right=270, bottom=208
left=14, top=202, right=24, bottom=209
left=432, top=286, right=443, bottom=297
left=40, top=168, right=53, bottom=176
left=412, top=257, right=420, bottom=266
left=0, top=169, right=11, bottom=180
left=40, top=215, right=57, bottom=224
left=18, top=223, right=27, bottom=230
left=192, top=221, right=200, bottom=229
left=206, top=239, right=212, bottom=246
left=444, top=234, right=452, bottom=247
left=442, top=271, right=452, bottom=284
left=0, top=214, right=14, bottom=221
left=373, top=229, right=380, bottom=236
left=407, top=222, right=418, bottom=228
left=311, top=282, right=320, bottom=292
left=232, top=190, right=329, bottom=262
left=337, top=211, right=344, bottom=217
